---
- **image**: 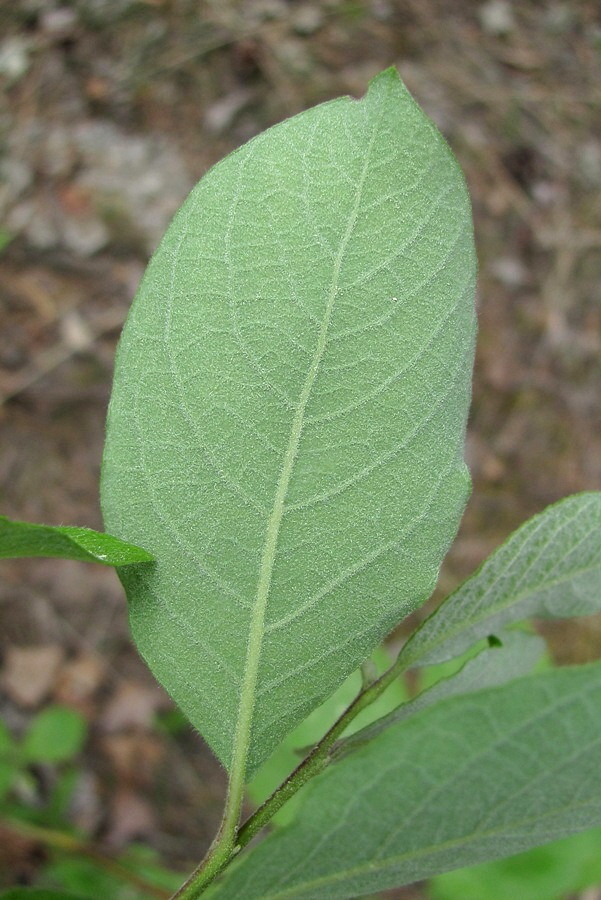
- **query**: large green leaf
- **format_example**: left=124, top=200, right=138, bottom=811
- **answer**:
left=210, top=662, right=601, bottom=898
left=101, top=68, right=476, bottom=775
left=0, top=515, right=153, bottom=566
left=398, top=491, right=601, bottom=669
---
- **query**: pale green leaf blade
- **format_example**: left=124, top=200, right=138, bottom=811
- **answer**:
left=0, top=515, right=154, bottom=567
left=101, top=68, right=476, bottom=774
left=211, top=663, right=601, bottom=899
left=399, top=491, right=601, bottom=669
left=339, top=630, right=545, bottom=756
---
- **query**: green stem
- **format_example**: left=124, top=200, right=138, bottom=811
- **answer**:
left=238, top=653, right=408, bottom=850
left=172, top=651, right=409, bottom=897
left=171, top=783, right=241, bottom=899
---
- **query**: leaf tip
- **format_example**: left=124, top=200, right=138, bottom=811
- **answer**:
left=366, top=66, right=404, bottom=97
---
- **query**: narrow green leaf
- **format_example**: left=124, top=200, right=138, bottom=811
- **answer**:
left=210, top=663, right=601, bottom=899
left=0, top=516, right=154, bottom=567
left=339, top=630, right=544, bottom=756
left=101, top=67, right=476, bottom=776
left=398, top=491, right=601, bottom=669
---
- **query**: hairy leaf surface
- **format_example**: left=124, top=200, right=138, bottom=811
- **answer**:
left=398, top=491, right=601, bottom=669
left=211, top=663, right=601, bottom=898
left=0, top=516, right=153, bottom=566
left=101, top=68, right=476, bottom=775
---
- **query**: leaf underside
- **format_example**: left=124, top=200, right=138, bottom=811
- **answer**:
left=399, top=491, right=601, bottom=669
left=210, top=662, right=601, bottom=899
left=101, top=68, right=476, bottom=775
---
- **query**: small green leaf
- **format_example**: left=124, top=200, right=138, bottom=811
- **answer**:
left=399, top=491, right=601, bottom=669
left=210, top=662, right=601, bottom=898
left=339, top=630, right=544, bottom=756
left=0, top=516, right=154, bottom=567
left=21, top=706, right=87, bottom=764
left=101, top=67, right=476, bottom=776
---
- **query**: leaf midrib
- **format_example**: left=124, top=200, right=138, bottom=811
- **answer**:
left=227, top=122, right=381, bottom=799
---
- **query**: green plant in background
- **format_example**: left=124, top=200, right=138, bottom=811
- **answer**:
left=0, top=229, right=13, bottom=253
left=0, top=705, right=86, bottom=813
left=1, top=68, right=601, bottom=899
left=429, top=827, right=601, bottom=900
left=0, top=706, right=180, bottom=899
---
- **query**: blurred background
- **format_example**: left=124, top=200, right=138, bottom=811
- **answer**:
left=1, top=0, right=600, bottom=897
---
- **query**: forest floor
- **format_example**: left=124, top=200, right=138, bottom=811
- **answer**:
left=1, top=1, right=600, bottom=896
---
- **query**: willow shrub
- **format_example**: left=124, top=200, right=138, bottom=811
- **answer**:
left=2, top=69, right=601, bottom=900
